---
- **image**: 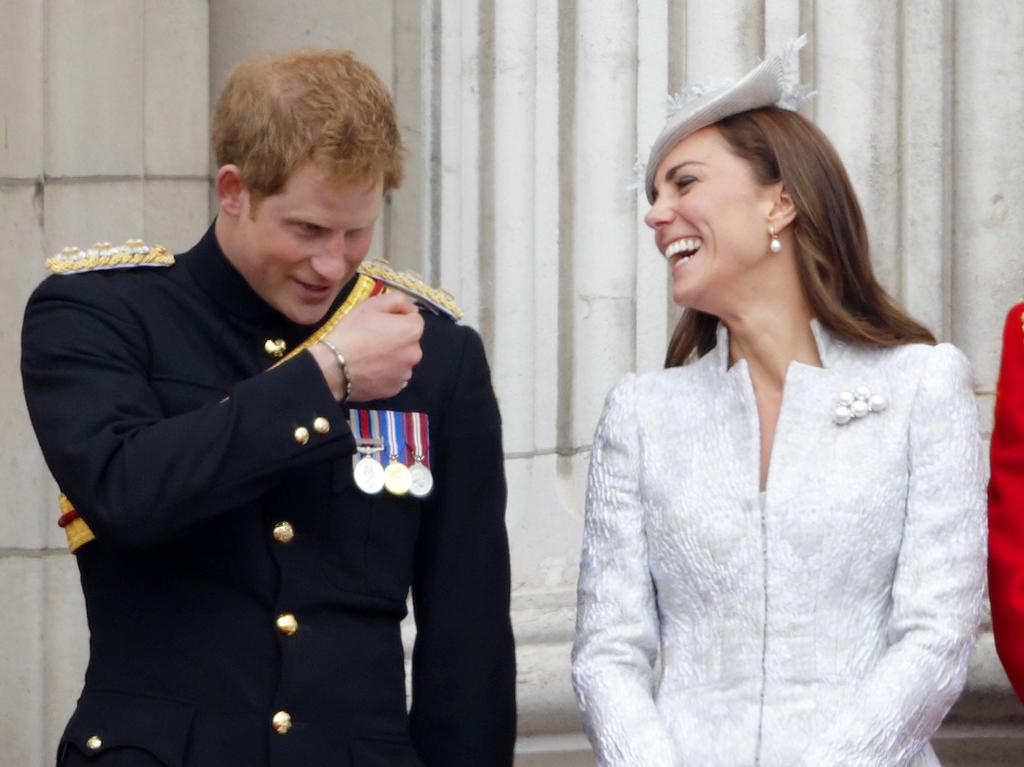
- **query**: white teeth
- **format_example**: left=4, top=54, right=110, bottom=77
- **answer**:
left=665, top=237, right=702, bottom=259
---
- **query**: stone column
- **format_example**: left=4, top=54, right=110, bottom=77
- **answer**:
left=899, top=0, right=953, bottom=339
left=422, top=0, right=483, bottom=317
left=953, top=0, right=1024, bottom=392
left=816, top=0, right=902, bottom=287
left=635, top=0, right=671, bottom=372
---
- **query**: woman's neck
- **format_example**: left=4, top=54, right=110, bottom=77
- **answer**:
left=723, top=300, right=821, bottom=391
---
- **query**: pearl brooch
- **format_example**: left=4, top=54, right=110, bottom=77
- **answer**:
left=833, top=386, right=886, bottom=425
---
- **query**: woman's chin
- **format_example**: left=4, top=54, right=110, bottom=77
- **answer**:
left=672, top=284, right=704, bottom=312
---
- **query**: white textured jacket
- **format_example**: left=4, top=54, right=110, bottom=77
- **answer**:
left=572, top=322, right=986, bottom=767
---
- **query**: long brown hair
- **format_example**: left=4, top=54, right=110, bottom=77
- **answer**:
left=664, top=107, right=935, bottom=367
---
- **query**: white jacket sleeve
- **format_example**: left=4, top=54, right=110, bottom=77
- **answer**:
left=572, top=374, right=677, bottom=767
left=798, top=343, right=987, bottom=766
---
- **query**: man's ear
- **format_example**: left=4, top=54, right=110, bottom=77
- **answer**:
left=215, top=165, right=246, bottom=217
left=769, top=183, right=797, bottom=231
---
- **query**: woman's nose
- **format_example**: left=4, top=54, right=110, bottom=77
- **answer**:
left=644, top=201, right=674, bottom=230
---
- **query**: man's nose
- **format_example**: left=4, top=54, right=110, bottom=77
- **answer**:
left=310, top=236, right=350, bottom=282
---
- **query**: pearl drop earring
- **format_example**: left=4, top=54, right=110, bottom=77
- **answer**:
left=769, top=224, right=782, bottom=253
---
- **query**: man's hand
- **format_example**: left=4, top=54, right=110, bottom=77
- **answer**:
left=311, top=292, right=424, bottom=402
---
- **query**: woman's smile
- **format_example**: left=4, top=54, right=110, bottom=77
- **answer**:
left=664, top=236, right=703, bottom=269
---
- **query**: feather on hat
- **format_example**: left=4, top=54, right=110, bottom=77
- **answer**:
left=643, top=35, right=814, bottom=203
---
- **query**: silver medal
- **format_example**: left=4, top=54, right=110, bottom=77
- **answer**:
left=350, top=411, right=386, bottom=495
left=409, top=462, right=434, bottom=498
left=353, top=454, right=385, bottom=494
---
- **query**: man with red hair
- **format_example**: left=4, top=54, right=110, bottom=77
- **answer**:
left=22, top=48, right=516, bottom=766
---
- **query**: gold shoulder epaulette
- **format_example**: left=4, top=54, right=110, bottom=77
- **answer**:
left=357, top=259, right=462, bottom=321
left=46, top=239, right=175, bottom=275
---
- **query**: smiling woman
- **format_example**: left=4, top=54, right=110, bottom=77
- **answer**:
left=654, top=106, right=935, bottom=368
left=572, top=37, right=986, bottom=767
left=645, top=125, right=790, bottom=318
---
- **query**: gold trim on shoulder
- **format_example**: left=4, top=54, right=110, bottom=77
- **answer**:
left=46, top=239, right=175, bottom=275
left=357, top=259, right=462, bottom=321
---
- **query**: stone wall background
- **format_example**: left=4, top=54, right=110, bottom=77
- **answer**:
left=2, top=1, right=1023, bottom=764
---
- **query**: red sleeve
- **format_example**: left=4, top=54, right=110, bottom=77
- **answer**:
left=988, top=302, right=1024, bottom=703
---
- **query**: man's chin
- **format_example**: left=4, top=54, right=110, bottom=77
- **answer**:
left=279, top=300, right=335, bottom=327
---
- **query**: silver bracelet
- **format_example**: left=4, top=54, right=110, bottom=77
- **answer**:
left=319, top=339, right=352, bottom=402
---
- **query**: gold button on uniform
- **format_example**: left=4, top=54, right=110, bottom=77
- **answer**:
left=86, top=735, right=102, bottom=750
left=272, top=710, right=292, bottom=734
left=272, top=521, right=294, bottom=543
left=264, top=339, right=287, bottom=358
left=313, top=416, right=330, bottom=434
left=293, top=426, right=309, bottom=445
left=276, top=613, right=298, bottom=636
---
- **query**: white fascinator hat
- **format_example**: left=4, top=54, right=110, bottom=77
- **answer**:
left=643, top=35, right=814, bottom=204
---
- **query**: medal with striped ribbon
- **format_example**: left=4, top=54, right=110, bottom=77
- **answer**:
left=382, top=410, right=413, bottom=496
left=350, top=409, right=385, bottom=494
left=406, top=411, right=433, bottom=498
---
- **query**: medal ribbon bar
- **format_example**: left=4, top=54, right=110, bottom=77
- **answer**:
left=348, top=408, right=434, bottom=498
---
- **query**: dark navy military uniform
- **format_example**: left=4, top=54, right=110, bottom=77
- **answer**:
left=21, top=226, right=516, bottom=767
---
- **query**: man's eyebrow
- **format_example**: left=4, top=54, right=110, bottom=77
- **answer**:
left=664, top=161, right=704, bottom=183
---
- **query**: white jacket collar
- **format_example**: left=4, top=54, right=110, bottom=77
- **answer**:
left=712, top=318, right=841, bottom=373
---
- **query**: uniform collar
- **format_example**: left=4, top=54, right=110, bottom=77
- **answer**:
left=180, top=222, right=359, bottom=341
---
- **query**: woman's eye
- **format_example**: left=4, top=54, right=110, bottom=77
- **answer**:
left=675, top=176, right=697, bottom=192
left=296, top=222, right=322, bottom=235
